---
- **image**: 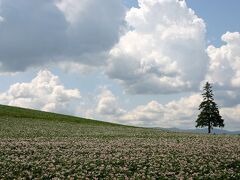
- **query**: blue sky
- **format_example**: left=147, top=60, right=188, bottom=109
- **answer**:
left=187, top=0, right=240, bottom=46
left=0, top=0, right=239, bottom=130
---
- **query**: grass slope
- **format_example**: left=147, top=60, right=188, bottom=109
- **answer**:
left=0, top=105, right=148, bottom=139
left=0, top=105, right=240, bottom=179
left=0, top=104, right=119, bottom=126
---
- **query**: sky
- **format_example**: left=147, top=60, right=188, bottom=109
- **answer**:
left=0, top=0, right=240, bottom=130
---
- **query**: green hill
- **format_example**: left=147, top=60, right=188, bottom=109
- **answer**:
left=0, top=104, right=138, bottom=139
left=0, top=104, right=239, bottom=179
left=0, top=104, right=119, bottom=125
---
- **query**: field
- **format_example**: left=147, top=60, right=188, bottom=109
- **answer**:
left=0, top=105, right=239, bottom=179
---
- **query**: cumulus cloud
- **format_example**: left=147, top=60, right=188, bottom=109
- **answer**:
left=123, top=93, right=240, bottom=130
left=119, top=94, right=201, bottom=128
left=221, top=106, right=240, bottom=131
left=0, top=70, right=80, bottom=113
left=95, top=88, right=125, bottom=116
left=206, top=32, right=240, bottom=107
left=0, top=0, right=125, bottom=72
left=85, top=87, right=200, bottom=128
left=81, top=88, right=126, bottom=122
left=207, top=32, right=240, bottom=88
left=107, top=0, right=208, bottom=94
left=87, top=89, right=240, bottom=130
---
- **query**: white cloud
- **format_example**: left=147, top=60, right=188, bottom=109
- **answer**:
left=85, top=88, right=201, bottom=128
left=107, top=0, right=208, bottom=94
left=0, top=70, right=80, bottom=113
left=0, top=16, right=4, bottom=22
left=83, top=87, right=240, bottom=130
left=221, top=105, right=240, bottom=131
left=206, top=31, right=240, bottom=107
left=95, top=88, right=125, bottom=116
left=82, top=88, right=126, bottom=122
left=119, top=94, right=201, bottom=128
left=207, top=32, right=240, bottom=88
left=123, top=93, right=240, bottom=130
left=0, top=0, right=239, bottom=131
left=0, top=0, right=125, bottom=72
left=58, top=61, right=97, bottom=74
left=56, top=0, right=89, bottom=25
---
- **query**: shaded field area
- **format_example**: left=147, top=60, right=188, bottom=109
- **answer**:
left=0, top=105, right=240, bottom=179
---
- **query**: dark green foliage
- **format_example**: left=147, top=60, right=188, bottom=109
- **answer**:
left=196, top=82, right=224, bottom=133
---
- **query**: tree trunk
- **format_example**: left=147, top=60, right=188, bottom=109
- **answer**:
left=208, top=124, right=211, bottom=134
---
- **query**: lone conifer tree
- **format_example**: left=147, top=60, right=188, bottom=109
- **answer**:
left=196, top=82, right=224, bottom=133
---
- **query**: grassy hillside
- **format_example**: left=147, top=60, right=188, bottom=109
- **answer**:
left=0, top=105, right=150, bottom=139
left=0, top=104, right=119, bottom=125
left=0, top=105, right=240, bottom=179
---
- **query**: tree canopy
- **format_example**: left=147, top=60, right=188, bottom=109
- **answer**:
left=196, top=82, right=224, bottom=133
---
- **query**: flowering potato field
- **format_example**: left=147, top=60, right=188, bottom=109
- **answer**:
left=0, top=105, right=240, bottom=179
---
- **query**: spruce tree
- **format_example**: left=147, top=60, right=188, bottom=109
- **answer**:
left=196, top=82, right=224, bottom=133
